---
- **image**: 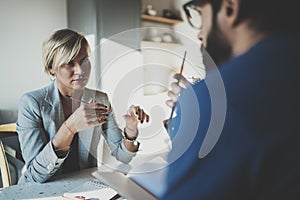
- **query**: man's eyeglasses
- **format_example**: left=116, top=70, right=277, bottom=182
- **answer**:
left=183, top=1, right=204, bottom=30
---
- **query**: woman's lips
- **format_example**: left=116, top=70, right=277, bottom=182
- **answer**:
left=72, top=78, right=87, bottom=83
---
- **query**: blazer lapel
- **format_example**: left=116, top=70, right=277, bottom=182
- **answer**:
left=44, top=84, right=101, bottom=169
left=78, top=88, right=101, bottom=168
left=43, top=81, right=65, bottom=139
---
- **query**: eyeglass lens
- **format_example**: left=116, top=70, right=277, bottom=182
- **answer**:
left=186, top=6, right=202, bottom=29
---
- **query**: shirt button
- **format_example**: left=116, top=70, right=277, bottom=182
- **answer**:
left=47, top=163, right=54, bottom=171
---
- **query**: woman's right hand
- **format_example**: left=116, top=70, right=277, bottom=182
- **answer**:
left=166, top=73, right=190, bottom=109
left=67, top=99, right=112, bottom=133
left=52, top=99, right=111, bottom=152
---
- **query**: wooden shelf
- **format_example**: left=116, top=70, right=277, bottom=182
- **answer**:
left=141, top=14, right=182, bottom=25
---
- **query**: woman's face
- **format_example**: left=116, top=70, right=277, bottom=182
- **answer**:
left=52, top=45, right=91, bottom=95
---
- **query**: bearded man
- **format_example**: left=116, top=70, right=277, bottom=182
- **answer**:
left=163, top=0, right=300, bottom=199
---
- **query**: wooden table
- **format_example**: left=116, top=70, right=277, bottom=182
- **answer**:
left=0, top=167, right=99, bottom=199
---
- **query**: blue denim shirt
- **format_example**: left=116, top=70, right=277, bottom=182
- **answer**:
left=161, top=35, right=300, bottom=199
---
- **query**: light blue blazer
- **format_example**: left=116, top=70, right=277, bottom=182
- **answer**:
left=17, top=81, right=136, bottom=184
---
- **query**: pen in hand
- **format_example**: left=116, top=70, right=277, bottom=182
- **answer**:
left=168, top=51, right=187, bottom=121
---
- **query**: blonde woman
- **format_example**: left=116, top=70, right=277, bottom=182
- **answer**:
left=17, top=29, right=149, bottom=184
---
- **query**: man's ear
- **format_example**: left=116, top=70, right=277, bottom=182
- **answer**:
left=223, top=0, right=240, bottom=27
left=226, top=6, right=233, bottom=16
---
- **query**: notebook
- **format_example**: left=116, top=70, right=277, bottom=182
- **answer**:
left=63, top=178, right=118, bottom=200
left=91, top=157, right=168, bottom=200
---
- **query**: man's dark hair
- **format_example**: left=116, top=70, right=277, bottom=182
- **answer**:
left=195, top=0, right=299, bottom=34
left=235, top=0, right=299, bottom=34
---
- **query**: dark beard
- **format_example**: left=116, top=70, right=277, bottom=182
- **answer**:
left=204, top=21, right=232, bottom=67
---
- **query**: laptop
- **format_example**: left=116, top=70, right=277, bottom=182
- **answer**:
left=92, top=157, right=168, bottom=200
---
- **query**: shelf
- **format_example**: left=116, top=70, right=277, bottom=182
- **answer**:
left=141, top=14, right=182, bottom=25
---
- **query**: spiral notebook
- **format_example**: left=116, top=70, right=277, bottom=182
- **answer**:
left=63, top=178, right=118, bottom=200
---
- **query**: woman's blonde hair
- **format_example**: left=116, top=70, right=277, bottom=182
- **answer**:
left=42, top=28, right=90, bottom=76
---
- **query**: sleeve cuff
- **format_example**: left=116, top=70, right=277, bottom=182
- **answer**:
left=36, top=142, right=68, bottom=173
left=51, top=141, right=70, bottom=158
left=120, top=141, right=138, bottom=155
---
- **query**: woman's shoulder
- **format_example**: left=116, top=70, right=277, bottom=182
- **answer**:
left=22, top=83, right=53, bottom=100
left=18, top=83, right=54, bottom=112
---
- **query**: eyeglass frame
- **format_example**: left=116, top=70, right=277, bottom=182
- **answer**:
left=183, top=0, right=209, bottom=30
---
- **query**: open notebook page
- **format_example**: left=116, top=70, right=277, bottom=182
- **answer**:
left=63, top=178, right=118, bottom=200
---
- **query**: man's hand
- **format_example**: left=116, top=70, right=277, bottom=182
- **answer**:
left=166, top=73, right=190, bottom=108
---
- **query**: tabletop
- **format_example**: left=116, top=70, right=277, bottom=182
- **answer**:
left=0, top=167, right=99, bottom=200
